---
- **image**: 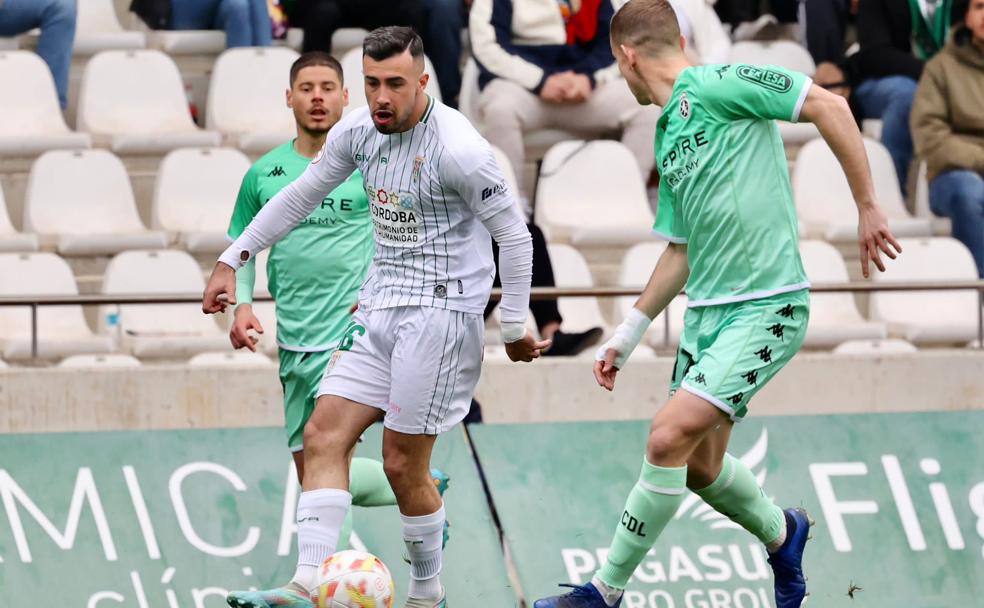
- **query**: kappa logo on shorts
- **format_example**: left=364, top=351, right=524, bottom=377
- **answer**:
left=692, top=372, right=706, bottom=386
left=767, top=323, right=785, bottom=340
left=755, top=346, right=773, bottom=363
left=736, top=65, right=794, bottom=93
left=741, top=370, right=759, bottom=385
left=728, top=392, right=745, bottom=406
left=776, top=304, right=796, bottom=319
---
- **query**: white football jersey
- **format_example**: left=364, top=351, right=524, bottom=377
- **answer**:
left=222, top=96, right=516, bottom=315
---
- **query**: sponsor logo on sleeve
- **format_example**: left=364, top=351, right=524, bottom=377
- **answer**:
left=481, top=181, right=507, bottom=202
left=736, top=65, right=793, bottom=93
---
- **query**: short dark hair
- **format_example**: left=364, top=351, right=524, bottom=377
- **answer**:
left=362, top=26, right=424, bottom=62
left=289, top=52, right=344, bottom=87
left=610, top=0, right=681, bottom=56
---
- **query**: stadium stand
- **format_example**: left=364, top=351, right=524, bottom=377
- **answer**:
left=0, top=51, right=92, bottom=155
left=544, top=244, right=613, bottom=343
left=99, top=250, right=229, bottom=358
left=188, top=350, right=274, bottom=366
left=76, top=49, right=221, bottom=153
left=799, top=240, right=888, bottom=347
left=73, top=0, right=147, bottom=54
left=151, top=147, right=251, bottom=253
left=285, top=27, right=367, bottom=57
left=24, top=149, right=168, bottom=255
left=871, top=238, right=982, bottom=346
left=793, top=138, right=932, bottom=242
left=0, top=252, right=112, bottom=360
left=536, top=141, right=654, bottom=246
left=339, top=47, right=442, bottom=115
left=832, top=339, right=919, bottom=356
left=206, top=46, right=300, bottom=153
left=58, top=353, right=143, bottom=367
left=615, top=242, right=687, bottom=348
left=0, top=183, right=39, bottom=252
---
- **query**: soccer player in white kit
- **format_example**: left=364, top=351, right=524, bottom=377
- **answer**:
left=202, top=26, right=547, bottom=608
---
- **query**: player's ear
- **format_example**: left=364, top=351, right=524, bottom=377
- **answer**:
left=285, top=87, right=293, bottom=109
left=619, top=43, right=636, bottom=67
left=342, top=86, right=349, bottom=107
left=679, top=34, right=687, bottom=52
left=418, top=72, right=429, bottom=91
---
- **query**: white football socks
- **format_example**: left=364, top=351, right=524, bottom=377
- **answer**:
left=402, top=504, right=446, bottom=599
left=291, top=488, right=352, bottom=593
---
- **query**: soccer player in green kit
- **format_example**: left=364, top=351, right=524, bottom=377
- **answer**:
left=535, top=2, right=903, bottom=608
left=224, top=52, right=447, bottom=608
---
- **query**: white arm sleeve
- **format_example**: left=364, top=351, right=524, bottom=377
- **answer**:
left=481, top=204, right=533, bottom=341
left=218, top=120, right=359, bottom=269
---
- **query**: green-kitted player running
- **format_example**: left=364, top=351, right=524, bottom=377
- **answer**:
left=535, top=2, right=902, bottom=608
left=224, top=52, right=447, bottom=608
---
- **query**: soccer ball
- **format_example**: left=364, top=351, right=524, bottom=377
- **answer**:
left=317, top=549, right=395, bottom=608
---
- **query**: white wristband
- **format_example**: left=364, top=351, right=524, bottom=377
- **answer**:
left=501, top=322, right=527, bottom=344
left=218, top=245, right=250, bottom=270
left=595, top=307, right=652, bottom=369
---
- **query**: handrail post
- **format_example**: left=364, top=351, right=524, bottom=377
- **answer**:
left=31, top=302, right=38, bottom=359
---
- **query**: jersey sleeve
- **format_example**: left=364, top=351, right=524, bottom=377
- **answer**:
left=228, top=166, right=261, bottom=240
left=652, top=178, right=687, bottom=244
left=703, top=64, right=813, bottom=123
left=442, top=140, right=516, bottom=221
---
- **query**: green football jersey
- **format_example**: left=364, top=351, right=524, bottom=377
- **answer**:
left=228, top=140, right=372, bottom=350
left=653, top=64, right=812, bottom=306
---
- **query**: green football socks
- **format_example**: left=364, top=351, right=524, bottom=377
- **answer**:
left=349, top=457, right=397, bottom=507
left=597, top=459, right=688, bottom=589
left=694, top=453, right=784, bottom=545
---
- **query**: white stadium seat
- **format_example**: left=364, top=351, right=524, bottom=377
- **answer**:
left=536, top=141, right=654, bottom=246
left=188, top=350, right=274, bottom=366
left=0, top=252, right=112, bottom=360
left=340, top=47, right=442, bottom=115
left=100, top=250, right=229, bottom=358
left=59, top=353, right=143, bottom=367
left=145, top=30, right=225, bottom=55
left=871, top=238, right=981, bottom=345
left=728, top=40, right=816, bottom=75
left=206, top=47, right=300, bottom=153
left=793, top=138, right=932, bottom=242
left=799, top=240, right=887, bottom=347
left=250, top=249, right=279, bottom=356
left=25, top=150, right=168, bottom=255
left=832, top=339, right=918, bottom=356
left=77, top=50, right=221, bottom=153
left=0, top=51, right=92, bottom=154
left=152, top=147, right=251, bottom=253
left=74, top=0, right=146, bottom=54
left=913, top=161, right=952, bottom=236
left=0, top=358, right=7, bottom=368
left=0, top=183, right=39, bottom=252
left=546, top=244, right=612, bottom=340
left=616, top=242, right=686, bottom=348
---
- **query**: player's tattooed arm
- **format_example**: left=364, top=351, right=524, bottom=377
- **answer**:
left=800, top=84, right=902, bottom=278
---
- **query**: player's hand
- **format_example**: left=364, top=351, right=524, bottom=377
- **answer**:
left=593, top=348, right=620, bottom=392
left=505, top=332, right=552, bottom=362
left=230, top=304, right=264, bottom=352
left=202, top=262, right=237, bottom=314
left=857, top=203, right=902, bottom=278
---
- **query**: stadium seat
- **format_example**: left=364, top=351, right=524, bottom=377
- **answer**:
left=340, top=47, right=442, bottom=115
left=206, top=47, right=300, bottom=153
left=151, top=147, right=251, bottom=252
left=913, top=161, right=952, bottom=236
left=24, top=150, right=168, bottom=255
left=0, top=183, right=39, bottom=252
left=77, top=50, right=221, bottom=153
left=145, top=30, right=225, bottom=55
left=616, top=242, right=686, bottom=348
left=793, top=138, right=932, bottom=242
left=0, top=252, right=112, bottom=360
left=546, top=245, right=612, bottom=344
left=73, top=0, right=146, bottom=54
left=536, top=141, right=654, bottom=246
left=285, top=27, right=367, bottom=57
left=832, top=339, right=918, bottom=356
left=58, top=353, right=143, bottom=367
left=99, top=250, right=229, bottom=358
left=799, top=240, right=887, bottom=347
left=0, top=358, right=7, bottom=368
left=250, top=249, right=279, bottom=356
left=871, top=238, right=981, bottom=345
left=0, top=51, right=92, bottom=155
left=188, top=350, right=274, bottom=366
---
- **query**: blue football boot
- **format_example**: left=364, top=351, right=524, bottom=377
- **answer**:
left=533, top=582, right=622, bottom=608
left=768, top=507, right=814, bottom=607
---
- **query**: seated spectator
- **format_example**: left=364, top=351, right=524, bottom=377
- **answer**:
left=470, top=0, right=660, bottom=202
left=803, top=0, right=855, bottom=96
left=670, top=0, right=731, bottom=64
left=852, top=0, right=967, bottom=194
left=714, top=0, right=799, bottom=41
left=284, top=0, right=465, bottom=106
left=169, top=0, right=272, bottom=47
left=911, top=0, right=984, bottom=277
left=0, top=0, right=76, bottom=109
left=485, top=222, right=603, bottom=357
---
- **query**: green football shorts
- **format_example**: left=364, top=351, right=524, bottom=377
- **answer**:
left=668, top=289, right=810, bottom=420
left=279, top=348, right=334, bottom=451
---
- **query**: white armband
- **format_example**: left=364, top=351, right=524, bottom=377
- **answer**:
left=595, top=308, right=652, bottom=369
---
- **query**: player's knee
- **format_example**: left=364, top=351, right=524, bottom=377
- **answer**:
left=686, top=460, right=721, bottom=490
left=645, top=423, right=692, bottom=464
left=302, top=414, right=346, bottom=460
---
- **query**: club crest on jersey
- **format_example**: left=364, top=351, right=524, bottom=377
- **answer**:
left=412, top=155, right=425, bottom=182
left=679, top=92, right=691, bottom=119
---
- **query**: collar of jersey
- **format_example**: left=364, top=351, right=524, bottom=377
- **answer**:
left=419, top=94, right=436, bottom=124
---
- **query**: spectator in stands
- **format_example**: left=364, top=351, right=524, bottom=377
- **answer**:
left=852, top=0, right=967, bottom=194
left=714, top=0, right=798, bottom=40
left=470, top=0, right=660, bottom=201
left=912, top=0, right=984, bottom=277
left=802, top=0, right=855, bottom=98
left=170, top=0, right=272, bottom=47
left=0, top=0, right=76, bottom=109
left=670, top=0, right=731, bottom=64
left=485, top=221, right=604, bottom=357
left=285, top=0, right=465, bottom=106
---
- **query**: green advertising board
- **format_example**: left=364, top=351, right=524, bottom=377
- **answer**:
left=0, top=425, right=517, bottom=607
left=470, top=412, right=984, bottom=608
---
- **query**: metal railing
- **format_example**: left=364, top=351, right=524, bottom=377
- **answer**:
left=1, top=281, right=983, bottom=358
